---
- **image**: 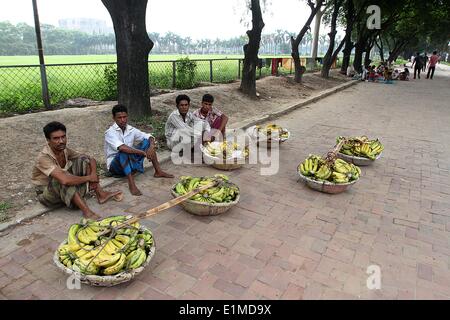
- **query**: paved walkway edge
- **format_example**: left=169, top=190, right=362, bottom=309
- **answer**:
left=0, top=79, right=358, bottom=233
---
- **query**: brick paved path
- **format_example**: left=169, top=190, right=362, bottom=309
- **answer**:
left=1, top=65, right=449, bottom=300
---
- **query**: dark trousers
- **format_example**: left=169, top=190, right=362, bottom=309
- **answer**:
left=427, top=66, right=435, bottom=79
left=414, top=67, right=422, bottom=79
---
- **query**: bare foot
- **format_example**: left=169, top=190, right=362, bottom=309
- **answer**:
left=130, top=185, right=142, bottom=196
left=83, top=211, right=101, bottom=220
left=154, top=171, right=174, bottom=178
left=97, top=190, right=123, bottom=204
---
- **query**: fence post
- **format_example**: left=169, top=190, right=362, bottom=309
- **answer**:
left=172, top=61, right=176, bottom=88
left=290, top=58, right=293, bottom=74
left=210, top=60, right=213, bottom=83
left=32, top=0, right=51, bottom=110
left=238, top=59, right=241, bottom=79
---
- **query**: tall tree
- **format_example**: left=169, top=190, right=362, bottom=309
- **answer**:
left=290, top=0, right=324, bottom=82
left=240, top=0, right=265, bottom=98
left=321, top=0, right=343, bottom=78
left=311, top=2, right=327, bottom=62
left=102, top=0, right=153, bottom=117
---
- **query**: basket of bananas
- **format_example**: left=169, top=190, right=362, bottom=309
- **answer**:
left=249, top=124, right=290, bottom=147
left=171, top=174, right=240, bottom=216
left=337, top=136, right=384, bottom=166
left=297, top=154, right=361, bottom=194
left=53, top=215, right=155, bottom=287
left=201, top=141, right=249, bottom=171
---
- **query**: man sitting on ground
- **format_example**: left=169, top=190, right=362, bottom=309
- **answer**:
left=32, top=121, right=122, bottom=219
left=193, top=94, right=229, bottom=141
left=104, top=104, right=173, bottom=196
left=165, top=94, right=211, bottom=152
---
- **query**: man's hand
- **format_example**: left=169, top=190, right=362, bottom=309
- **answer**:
left=88, top=172, right=99, bottom=183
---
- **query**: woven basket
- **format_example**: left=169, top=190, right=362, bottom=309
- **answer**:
left=201, top=145, right=245, bottom=171
left=297, top=169, right=359, bottom=194
left=248, top=126, right=290, bottom=148
left=171, top=184, right=240, bottom=216
left=337, top=151, right=382, bottom=166
left=53, top=227, right=156, bottom=287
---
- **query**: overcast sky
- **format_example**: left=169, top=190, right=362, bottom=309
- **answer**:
left=0, top=0, right=333, bottom=39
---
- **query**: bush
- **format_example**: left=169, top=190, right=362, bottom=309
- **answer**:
left=102, top=65, right=118, bottom=100
left=176, top=57, right=197, bottom=89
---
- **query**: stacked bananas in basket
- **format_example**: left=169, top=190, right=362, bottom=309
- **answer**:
left=57, top=215, right=153, bottom=276
left=299, top=155, right=361, bottom=183
left=337, top=136, right=384, bottom=160
left=204, top=141, right=249, bottom=159
left=256, top=124, right=289, bottom=139
left=173, top=174, right=240, bottom=204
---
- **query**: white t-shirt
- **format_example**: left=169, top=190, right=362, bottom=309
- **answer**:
left=104, top=123, right=153, bottom=169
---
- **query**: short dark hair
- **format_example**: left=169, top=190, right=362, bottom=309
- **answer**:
left=202, top=94, right=214, bottom=103
left=176, top=94, right=190, bottom=106
left=112, top=104, right=128, bottom=117
left=43, top=121, right=66, bottom=139
left=433, top=51, right=437, bottom=55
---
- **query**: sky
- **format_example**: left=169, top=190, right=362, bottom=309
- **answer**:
left=0, top=0, right=332, bottom=40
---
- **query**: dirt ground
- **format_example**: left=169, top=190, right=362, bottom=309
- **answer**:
left=0, top=71, right=348, bottom=221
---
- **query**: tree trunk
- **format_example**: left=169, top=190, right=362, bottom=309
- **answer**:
left=311, top=7, right=325, bottom=62
left=240, top=0, right=265, bottom=97
left=353, top=38, right=366, bottom=73
left=291, top=0, right=323, bottom=83
left=375, top=36, right=384, bottom=62
left=102, top=0, right=153, bottom=118
left=340, top=0, right=356, bottom=73
left=321, top=0, right=341, bottom=78
left=340, top=39, right=353, bottom=73
left=364, top=43, right=373, bottom=69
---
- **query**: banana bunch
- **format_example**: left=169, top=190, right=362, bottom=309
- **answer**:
left=173, top=174, right=240, bottom=204
left=298, top=155, right=361, bottom=184
left=256, top=124, right=289, bottom=139
left=204, top=141, right=249, bottom=159
left=337, top=136, right=384, bottom=160
left=57, top=215, right=154, bottom=276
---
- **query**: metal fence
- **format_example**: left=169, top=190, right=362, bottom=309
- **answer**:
left=0, top=57, right=336, bottom=113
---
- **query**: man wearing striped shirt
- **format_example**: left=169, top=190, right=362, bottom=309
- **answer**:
left=165, top=94, right=211, bottom=152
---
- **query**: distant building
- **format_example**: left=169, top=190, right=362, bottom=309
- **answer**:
left=58, top=18, right=113, bottom=34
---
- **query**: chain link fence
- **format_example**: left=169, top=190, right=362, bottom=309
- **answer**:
left=0, top=56, right=336, bottom=114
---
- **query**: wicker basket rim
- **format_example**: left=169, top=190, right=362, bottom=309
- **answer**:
left=171, top=183, right=240, bottom=207
left=248, top=126, right=291, bottom=142
left=200, top=146, right=246, bottom=162
left=337, top=151, right=382, bottom=161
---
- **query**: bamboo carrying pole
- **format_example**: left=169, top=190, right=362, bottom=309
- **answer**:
left=98, top=180, right=219, bottom=236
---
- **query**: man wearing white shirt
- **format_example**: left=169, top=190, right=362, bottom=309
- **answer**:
left=165, top=94, right=211, bottom=152
left=105, top=105, right=173, bottom=196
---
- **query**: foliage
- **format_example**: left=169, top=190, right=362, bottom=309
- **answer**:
left=102, top=65, right=118, bottom=100
left=176, top=57, right=197, bottom=89
left=0, top=201, right=12, bottom=222
left=0, top=20, right=328, bottom=57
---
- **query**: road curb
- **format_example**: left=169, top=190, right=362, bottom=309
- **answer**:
left=0, top=79, right=358, bottom=233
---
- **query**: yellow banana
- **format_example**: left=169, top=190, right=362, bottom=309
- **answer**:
left=103, top=253, right=126, bottom=275
left=67, top=224, right=81, bottom=245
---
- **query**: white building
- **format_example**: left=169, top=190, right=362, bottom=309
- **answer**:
left=58, top=18, right=113, bottom=35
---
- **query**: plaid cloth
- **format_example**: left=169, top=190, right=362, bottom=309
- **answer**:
left=108, top=139, right=150, bottom=177
left=35, top=156, right=90, bottom=208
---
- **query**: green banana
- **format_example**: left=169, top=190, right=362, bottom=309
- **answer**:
left=103, top=253, right=126, bottom=275
left=67, top=224, right=81, bottom=245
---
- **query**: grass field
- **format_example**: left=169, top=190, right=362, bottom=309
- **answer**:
left=0, top=54, right=294, bottom=66
left=0, top=54, right=297, bottom=114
